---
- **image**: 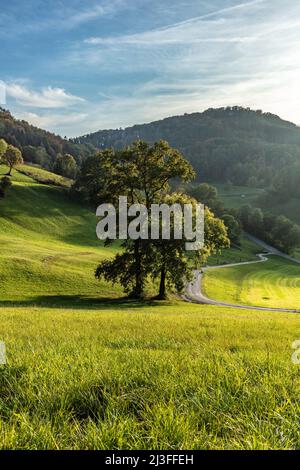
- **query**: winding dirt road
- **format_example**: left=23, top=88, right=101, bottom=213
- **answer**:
left=184, top=235, right=300, bottom=313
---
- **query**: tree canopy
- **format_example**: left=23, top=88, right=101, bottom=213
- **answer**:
left=75, top=140, right=230, bottom=299
left=1, top=144, right=23, bottom=175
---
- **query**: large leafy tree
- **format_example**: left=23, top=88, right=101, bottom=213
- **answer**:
left=89, top=140, right=195, bottom=298
left=92, top=141, right=230, bottom=299
left=149, top=193, right=229, bottom=299
left=74, top=140, right=195, bottom=206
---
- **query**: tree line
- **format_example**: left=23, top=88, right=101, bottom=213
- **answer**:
left=0, top=107, right=95, bottom=172
left=3, top=106, right=300, bottom=201
left=183, top=181, right=300, bottom=255
left=238, top=205, right=300, bottom=254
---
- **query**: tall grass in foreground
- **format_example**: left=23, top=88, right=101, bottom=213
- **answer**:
left=1, top=304, right=300, bottom=450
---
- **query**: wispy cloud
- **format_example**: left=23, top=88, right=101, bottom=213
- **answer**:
left=6, top=84, right=84, bottom=108
left=18, top=111, right=88, bottom=130
left=85, top=0, right=265, bottom=45
left=4, top=0, right=300, bottom=136
left=53, top=0, right=126, bottom=31
left=0, top=0, right=126, bottom=36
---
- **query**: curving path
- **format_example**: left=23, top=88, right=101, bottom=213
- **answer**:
left=184, top=236, right=300, bottom=313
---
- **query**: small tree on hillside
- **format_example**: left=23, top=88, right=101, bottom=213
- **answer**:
left=222, top=213, right=241, bottom=245
left=54, top=153, right=77, bottom=179
left=1, top=145, right=23, bottom=176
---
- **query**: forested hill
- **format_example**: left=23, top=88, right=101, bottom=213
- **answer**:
left=73, top=107, right=300, bottom=188
left=0, top=107, right=95, bottom=168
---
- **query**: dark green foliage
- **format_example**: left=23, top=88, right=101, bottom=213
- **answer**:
left=91, top=141, right=230, bottom=299
left=238, top=205, right=300, bottom=254
left=187, top=182, right=241, bottom=245
left=72, top=106, right=300, bottom=189
left=53, top=153, right=77, bottom=179
left=187, top=182, right=224, bottom=216
left=0, top=138, right=7, bottom=159
left=0, top=108, right=95, bottom=171
left=222, top=214, right=242, bottom=245
left=95, top=247, right=153, bottom=298
left=267, top=162, right=300, bottom=202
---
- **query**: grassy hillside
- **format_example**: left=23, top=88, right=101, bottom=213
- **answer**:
left=214, top=184, right=265, bottom=209
left=1, top=167, right=300, bottom=449
left=17, top=164, right=73, bottom=188
left=0, top=165, right=122, bottom=305
left=207, top=236, right=260, bottom=266
left=203, top=256, right=300, bottom=310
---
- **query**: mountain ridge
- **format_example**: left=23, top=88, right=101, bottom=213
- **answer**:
left=2, top=106, right=300, bottom=188
left=72, top=106, right=300, bottom=187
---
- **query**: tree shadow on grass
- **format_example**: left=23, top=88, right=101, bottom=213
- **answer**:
left=0, top=295, right=175, bottom=311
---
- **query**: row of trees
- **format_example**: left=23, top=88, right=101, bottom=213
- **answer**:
left=1, top=134, right=78, bottom=179
left=186, top=182, right=242, bottom=245
left=186, top=181, right=300, bottom=254
left=74, top=140, right=230, bottom=299
left=22, top=146, right=78, bottom=178
left=0, top=107, right=95, bottom=171
left=238, top=205, right=300, bottom=254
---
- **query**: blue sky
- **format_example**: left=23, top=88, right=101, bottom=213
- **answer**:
left=1, top=0, right=300, bottom=137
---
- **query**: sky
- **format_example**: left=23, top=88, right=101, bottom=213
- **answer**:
left=1, top=0, right=300, bottom=137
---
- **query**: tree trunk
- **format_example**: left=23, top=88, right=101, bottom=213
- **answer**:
left=157, top=266, right=167, bottom=300
left=130, top=239, right=144, bottom=299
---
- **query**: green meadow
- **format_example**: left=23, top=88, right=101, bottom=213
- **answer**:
left=213, top=183, right=265, bottom=209
left=203, top=257, right=300, bottom=310
left=1, top=166, right=300, bottom=449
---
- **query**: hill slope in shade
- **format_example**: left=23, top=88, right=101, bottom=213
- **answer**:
left=0, top=166, right=122, bottom=305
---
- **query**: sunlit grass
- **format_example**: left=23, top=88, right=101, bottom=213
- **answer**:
left=1, top=167, right=300, bottom=449
left=203, top=256, right=300, bottom=309
left=1, top=304, right=300, bottom=449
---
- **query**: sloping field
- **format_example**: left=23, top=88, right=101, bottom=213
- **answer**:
left=0, top=166, right=122, bottom=305
left=203, top=257, right=300, bottom=310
